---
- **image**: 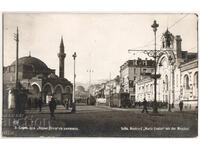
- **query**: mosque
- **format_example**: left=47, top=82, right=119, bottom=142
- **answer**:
left=3, top=37, right=73, bottom=109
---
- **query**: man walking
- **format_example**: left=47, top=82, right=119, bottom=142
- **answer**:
left=179, top=101, right=184, bottom=112
left=142, top=98, right=148, bottom=113
left=49, top=96, right=57, bottom=120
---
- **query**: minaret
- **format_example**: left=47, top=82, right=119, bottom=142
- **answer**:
left=58, top=36, right=66, bottom=78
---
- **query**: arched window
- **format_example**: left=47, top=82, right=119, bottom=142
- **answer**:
left=184, top=75, right=190, bottom=90
left=163, top=80, right=165, bottom=91
left=194, top=72, right=198, bottom=88
left=162, top=41, right=165, bottom=48
left=31, top=84, right=40, bottom=97
left=167, top=37, right=171, bottom=47
left=165, top=75, right=168, bottom=91
left=65, top=86, right=71, bottom=93
left=150, top=84, right=153, bottom=92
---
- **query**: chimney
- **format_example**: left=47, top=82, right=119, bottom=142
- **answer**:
left=176, top=35, right=182, bottom=58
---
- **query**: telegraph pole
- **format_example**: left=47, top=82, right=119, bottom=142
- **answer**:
left=87, top=69, right=93, bottom=103
left=14, top=27, right=19, bottom=89
left=87, top=69, right=93, bottom=89
left=72, top=52, right=77, bottom=112
left=128, top=20, right=160, bottom=113
left=13, top=27, right=20, bottom=114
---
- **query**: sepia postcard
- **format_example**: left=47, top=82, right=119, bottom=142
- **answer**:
left=1, top=13, right=198, bottom=137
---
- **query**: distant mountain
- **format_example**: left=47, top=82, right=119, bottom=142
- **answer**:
left=76, top=79, right=109, bottom=90
left=92, top=79, right=109, bottom=84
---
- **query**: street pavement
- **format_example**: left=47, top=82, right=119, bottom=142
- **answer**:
left=5, top=103, right=192, bottom=115
left=2, top=103, right=198, bottom=137
left=22, top=103, right=114, bottom=115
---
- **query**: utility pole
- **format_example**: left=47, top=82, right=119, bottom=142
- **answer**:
left=14, top=27, right=19, bottom=89
left=128, top=20, right=161, bottom=113
left=151, top=20, right=159, bottom=113
left=13, top=27, right=21, bottom=114
left=87, top=69, right=93, bottom=103
left=72, top=52, right=77, bottom=112
left=87, top=69, right=93, bottom=89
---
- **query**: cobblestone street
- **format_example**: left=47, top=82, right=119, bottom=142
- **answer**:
left=2, top=103, right=198, bottom=137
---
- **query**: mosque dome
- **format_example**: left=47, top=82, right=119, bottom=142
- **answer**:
left=11, top=56, right=52, bottom=74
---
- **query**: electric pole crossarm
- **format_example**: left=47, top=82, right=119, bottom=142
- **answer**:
left=128, top=49, right=174, bottom=58
left=128, top=49, right=156, bottom=58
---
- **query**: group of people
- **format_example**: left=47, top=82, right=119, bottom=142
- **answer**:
left=27, top=96, right=57, bottom=120
left=49, top=97, right=57, bottom=120
left=141, top=98, right=184, bottom=113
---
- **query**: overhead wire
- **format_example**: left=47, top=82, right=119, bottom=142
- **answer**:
left=130, top=14, right=189, bottom=50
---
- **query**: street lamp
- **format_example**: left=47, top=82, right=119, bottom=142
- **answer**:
left=151, top=20, right=159, bottom=113
left=72, top=52, right=77, bottom=112
left=128, top=20, right=160, bottom=113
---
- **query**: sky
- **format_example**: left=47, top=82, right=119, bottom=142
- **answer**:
left=3, top=13, right=198, bottom=84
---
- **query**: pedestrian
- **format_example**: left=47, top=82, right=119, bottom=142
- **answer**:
left=38, top=97, right=43, bottom=112
left=179, top=101, right=184, bottom=112
left=142, top=98, right=148, bottom=113
left=49, top=97, right=57, bottom=120
left=65, top=99, right=69, bottom=110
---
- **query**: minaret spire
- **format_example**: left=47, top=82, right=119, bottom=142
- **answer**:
left=58, top=36, right=66, bottom=78
left=60, top=36, right=64, bottom=50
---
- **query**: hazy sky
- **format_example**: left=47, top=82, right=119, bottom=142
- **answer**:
left=3, top=13, right=198, bottom=84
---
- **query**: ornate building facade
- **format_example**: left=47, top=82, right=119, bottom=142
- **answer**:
left=3, top=37, right=73, bottom=109
left=179, top=59, right=198, bottom=109
left=136, top=29, right=198, bottom=110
